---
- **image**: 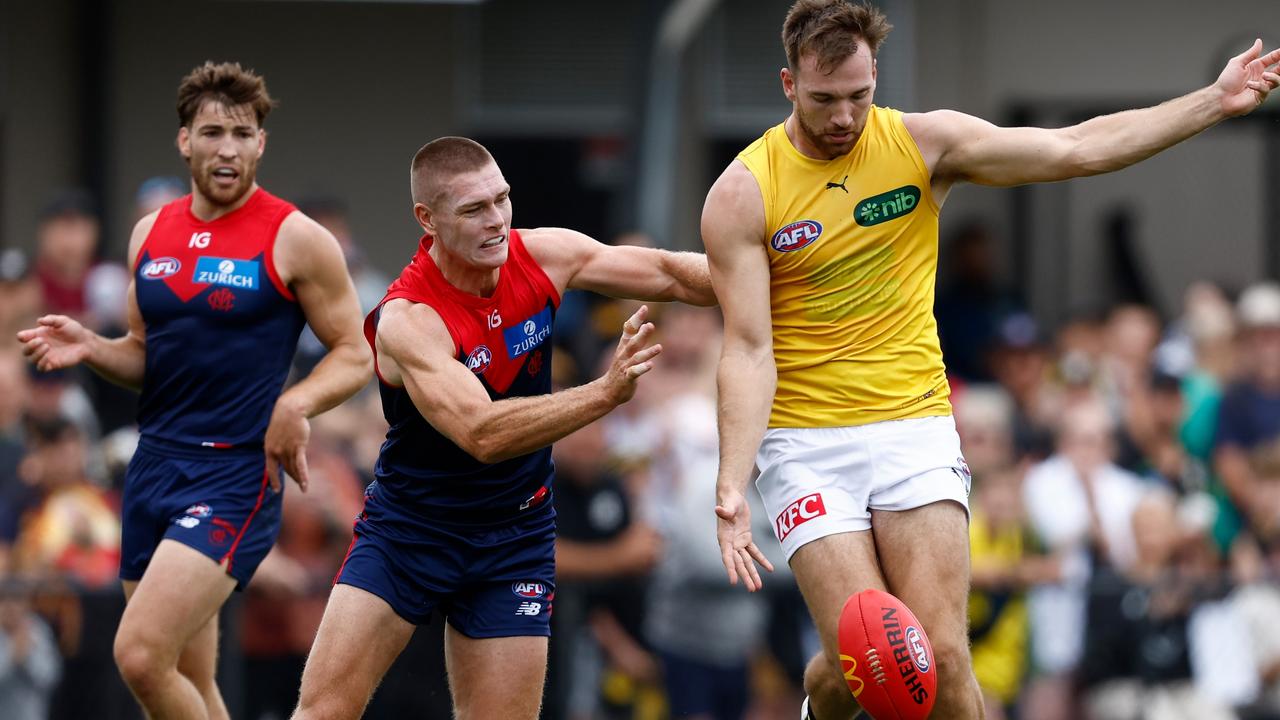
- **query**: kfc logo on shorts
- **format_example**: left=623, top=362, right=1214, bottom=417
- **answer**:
left=511, top=582, right=547, bottom=599
left=775, top=492, right=827, bottom=541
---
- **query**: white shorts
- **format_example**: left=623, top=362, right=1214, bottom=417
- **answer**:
left=755, top=415, right=971, bottom=560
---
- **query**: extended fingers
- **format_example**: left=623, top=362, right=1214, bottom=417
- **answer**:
left=265, top=454, right=282, bottom=493
left=747, top=542, right=775, bottom=573
left=622, top=305, right=650, bottom=335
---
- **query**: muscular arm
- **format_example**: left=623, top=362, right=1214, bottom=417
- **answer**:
left=273, top=212, right=373, bottom=418
left=703, top=161, right=775, bottom=500
left=375, top=300, right=654, bottom=464
left=910, top=42, right=1280, bottom=190
left=522, top=227, right=715, bottom=306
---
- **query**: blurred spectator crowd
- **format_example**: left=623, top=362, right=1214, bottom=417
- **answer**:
left=3, top=187, right=1280, bottom=720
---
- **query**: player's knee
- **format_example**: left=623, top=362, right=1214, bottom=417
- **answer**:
left=804, top=651, right=847, bottom=696
left=113, top=635, right=169, bottom=695
left=929, top=636, right=975, bottom=691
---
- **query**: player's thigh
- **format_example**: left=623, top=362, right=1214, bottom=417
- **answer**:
left=871, top=500, right=972, bottom=652
left=115, top=539, right=236, bottom=665
left=295, top=583, right=414, bottom=718
left=788, top=530, right=887, bottom=659
left=443, top=624, right=548, bottom=720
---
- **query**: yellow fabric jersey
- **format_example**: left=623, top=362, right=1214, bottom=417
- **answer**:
left=736, top=105, right=950, bottom=428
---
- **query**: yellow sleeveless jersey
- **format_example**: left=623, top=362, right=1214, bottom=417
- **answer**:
left=736, top=105, right=951, bottom=427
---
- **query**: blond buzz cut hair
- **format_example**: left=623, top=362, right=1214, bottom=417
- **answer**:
left=410, top=136, right=495, bottom=208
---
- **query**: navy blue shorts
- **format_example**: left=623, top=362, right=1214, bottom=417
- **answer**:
left=120, top=441, right=282, bottom=589
left=335, top=485, right=556, bottom=638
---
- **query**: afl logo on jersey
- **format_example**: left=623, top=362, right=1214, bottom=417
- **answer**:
left=771, top=220, right=823, bottom=253
left=141, top=257, right=181, bottom=279
left=512, top=582, right=547, bottom=599
left=466, top=345, right=493, bottom=374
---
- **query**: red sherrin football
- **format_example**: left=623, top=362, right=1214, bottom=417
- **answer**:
left=837, top=589, right=937, bottom=720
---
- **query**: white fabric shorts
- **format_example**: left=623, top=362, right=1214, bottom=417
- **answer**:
left=755, top=415, right=971, bottom=560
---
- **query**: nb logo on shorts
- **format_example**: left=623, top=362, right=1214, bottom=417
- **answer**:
left=775, top=492, right=827, bottom=541
left=515, top=601, right=543, bottom=616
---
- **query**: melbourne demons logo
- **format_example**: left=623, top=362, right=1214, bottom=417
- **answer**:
left=141, top=257, right=181, bottom=279
left=466, top=345, right=493, bottom=373
left=207, top=288, right=235, bottom=312
left=775, top=492, right=827, bottom=541
left=771, top=220, right=823, bottom=253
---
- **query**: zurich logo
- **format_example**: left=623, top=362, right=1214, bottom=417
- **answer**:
left=141, top=257, right=181, bottom=279
left=771, top=220, right=823, bottom=253
left=218, top=259, right=235, bottom=275
left=466, top=345, right=492, bottom=374
left=523, top=320, right=536, bottom=335
left=512, top=581, right=547, bottom=599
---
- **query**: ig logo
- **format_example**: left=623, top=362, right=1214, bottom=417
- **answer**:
left=189, top=231, right=211, bottom=249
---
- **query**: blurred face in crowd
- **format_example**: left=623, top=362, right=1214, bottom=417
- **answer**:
left=37, top=214, right=99, bottom=282
left=178, top=101, right=264, bottom=208
left=419, top=161, right=513, bottom=273
left=23, top=428, right=87, bottom=491
left=1246, top=326, right=1280, bottom=388
left=1058, top=400, right=1116, bottom=477
left=1105, top=305, right=1161, bottom=367
left=783, top=42, right=876, bottom=160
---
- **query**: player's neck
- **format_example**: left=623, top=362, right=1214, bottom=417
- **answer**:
left=429, top=244, right=500, bottom=298
left=190, top=182, right=260, bottom=223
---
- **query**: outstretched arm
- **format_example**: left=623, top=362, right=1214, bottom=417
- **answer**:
left=376, top=301, right=661, bottom=464
left=16, top=213, right=155, bottom=390
left=266, top=212, right=374, bottom=490
left=911, top=41, right=1280, bottom=188
left=702, top=160, right=776, bottom=591
left=522, top=227, right=715, bottom=306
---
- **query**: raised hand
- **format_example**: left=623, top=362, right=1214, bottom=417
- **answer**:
left=1215, top=39, right=1280, bottom=117
left=602, top=305, right=663, bottom=404
left=715, top=488, right=775, bottom=591
left=16, top=315, right=93, bottom=372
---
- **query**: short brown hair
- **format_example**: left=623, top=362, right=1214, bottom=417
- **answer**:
left=410, top=137, right=495, bottom=207
left=176, top=61, right=275, bottom=128
left=783, top=0, right=892, bottom=73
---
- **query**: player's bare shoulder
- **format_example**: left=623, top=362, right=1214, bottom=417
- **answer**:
left=515, top=226, right=593, bottom=292
left=127, top=209, right=163, bottom=271
left=702, top=160, right=766, bottom=249
left=374, top=298, right=455, bottom=383
left=273, top=209, right=343, bottom=285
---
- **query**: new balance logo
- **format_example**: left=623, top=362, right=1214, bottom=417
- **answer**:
left=825, top=175, right=849, bottom=193
left=515, top=602, right=543, bottom=616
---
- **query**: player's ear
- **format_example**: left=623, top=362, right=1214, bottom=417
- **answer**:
left=257, top=128, right=267, bottom=158
left=177, top=126, right=191, bottom=160
left=413, top=202, right=434, bottom=233
left=781, top=67, right=796, bottom=102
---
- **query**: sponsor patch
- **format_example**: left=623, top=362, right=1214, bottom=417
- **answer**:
left=175, top=516, right=200, bottom=529
left=504, top=307, right=552, bottom=359
left=185, top=503, right=213, bottom=519
left=465, top=345, right=493, bottom=373
left=775, top=492, right=827, bottom=541
left=512, top=581, right=548, bottom=599
left=855, top=185, right=921, bottom=227
left=771, top=220, right=823, bottom=253
left=194, top=257, right=260, bottom=290
left=141, top=257, right=181, bottom=279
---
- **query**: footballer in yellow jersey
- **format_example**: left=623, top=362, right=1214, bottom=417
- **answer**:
left=702, top=2, right=1278, bottom=719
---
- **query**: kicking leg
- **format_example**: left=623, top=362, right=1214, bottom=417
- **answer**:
left=789, top=530, right=887, bottom=720
left=291, top=583, right=415, bottom=720
left=114, top=540, right=236, bottom=720
left=873, top=500, right=984, bottom=720
left=444, top=625, right=548, bottom=720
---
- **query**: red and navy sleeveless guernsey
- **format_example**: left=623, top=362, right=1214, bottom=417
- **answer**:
left=134, top=190, right=306, bottom=450
left=364, top=230, right=560, bottom=527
